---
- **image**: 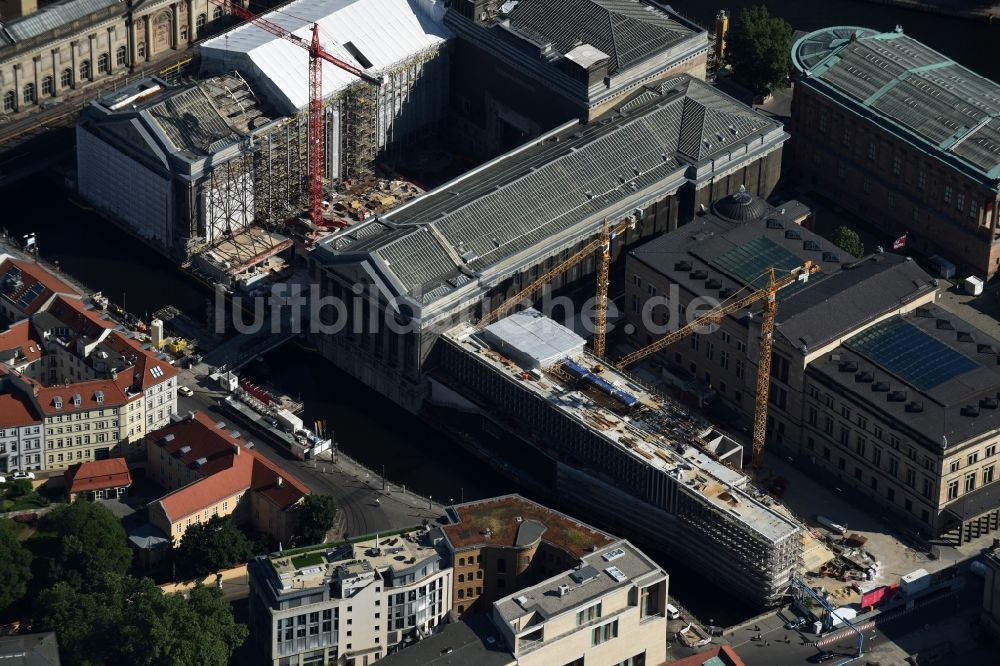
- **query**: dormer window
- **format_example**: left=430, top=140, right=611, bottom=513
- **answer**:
left=95, top=391, right=104, bottom=404
left=72, top=394, right=82, bottom=407
left=53, top=396, right=63, bottom=409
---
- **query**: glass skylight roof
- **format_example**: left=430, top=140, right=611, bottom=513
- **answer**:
left=846, top=317, right=980, bottom=391
left=710, top=236, right=810, bottom=296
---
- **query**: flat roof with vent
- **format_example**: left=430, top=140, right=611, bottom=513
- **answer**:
left=809, top=303, right=1000, bottom=449
left=494, top=540, right=662, bottom=624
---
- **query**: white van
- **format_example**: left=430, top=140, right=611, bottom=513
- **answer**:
left=666, top=604, right=681, bottom=620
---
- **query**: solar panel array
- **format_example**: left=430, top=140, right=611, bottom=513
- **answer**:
left=16, top=282, right=45, bottom=309
left=845, top=317, right=980, bottom=392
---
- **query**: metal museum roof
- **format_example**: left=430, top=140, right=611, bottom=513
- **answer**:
left=314, top=75, right=784, bottom=309
left=792, top=26, right=1000, bottom=184
left=199, top=0, right=452, bottom=113
left=0, top=0, right=120, bottom=45
left=501, top=0, right=694, bottom=75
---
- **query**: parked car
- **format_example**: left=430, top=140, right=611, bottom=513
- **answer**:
left=11, top=471, right=35, bottom=481
left=809, top=651, right=837, bottom=663
left=785, top=616, right=807, bottom=630
left=178, top=386, right=194, bottom=397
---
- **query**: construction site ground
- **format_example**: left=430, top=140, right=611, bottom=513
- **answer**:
left=761, top=452, right=995, bottom=594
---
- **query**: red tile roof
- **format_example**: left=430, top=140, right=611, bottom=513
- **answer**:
left=0, top=258, right=79, bottom=315
left=64, top=458, right=132, bottom=495
left=666, top=645, right=746, bottom=666
left=30, top=377, right=133, bottom=416
left=103, top=332, right=178, bottom=391
left=0, top=319, right=44, bottom=364
left=0, top=391, right=41, bottom=428
left=150, top=412, right=310, bottom=523
left=43, top=296, right=115, bottom=340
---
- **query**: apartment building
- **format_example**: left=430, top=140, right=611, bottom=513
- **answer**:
left=0, top=0, right=235, bottom=118
left=146, top=411, right=309, bottom=544
left=247, top=529, right=452, bottom=666
left=0, top=254, right=177, bottom=472
left=492, top=540, right=668, bottom=666
left=439, top=495, right=615, bottom=617
left=0, top=391, right=42, bottom=473
left=624, top=191, right=1000, bottom=542
left=789, top=26, right=1000, bottom=278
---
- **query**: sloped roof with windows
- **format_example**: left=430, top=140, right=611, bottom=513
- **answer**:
left=792, top=26, right=1000, bottom=185
left=314, top=75, right=784, bottom=309
left=0, top=256, right=80, bottom=316
left=149, top=412, right=310, bottom=522
left=0, top=0, right=121, bottom=45
left=504, top=0, right=693, bottom=75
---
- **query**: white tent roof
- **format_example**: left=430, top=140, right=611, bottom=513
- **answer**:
left=199, top=0, right=450, bottom=113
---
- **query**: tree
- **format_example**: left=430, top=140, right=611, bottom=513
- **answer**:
left=34, top=575, right=247, bottom=666
left=6, top=479, right=34, bottom=498
left=831, top=225, right=865, bottom=257
left=297, top=495, right=337, bottom=545
left=41, top=501, right=131, bottom=589
left=174, top=515, right=254, bottom=580
left=725, top=5, right=793, bottom=95
left=0, top=522, right=31, bottom=610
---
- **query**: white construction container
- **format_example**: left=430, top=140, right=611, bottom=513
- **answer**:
left=965, top=275, right=984, bottom=296
left=830, top=607, right=857, bottom=627
left=817, top=515, right=847, bottom=535
left=900, top=568, right=930, bottom=594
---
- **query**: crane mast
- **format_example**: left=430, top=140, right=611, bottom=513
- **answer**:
left=478, top=217, right=636, bottom=329
left=593, top=219, right=611, bottom=357
left=206, top=0, right=382, bottom=230
left=618, top=262, right=820, bottom=469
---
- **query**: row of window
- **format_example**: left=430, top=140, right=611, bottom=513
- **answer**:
left=1, top=9, right=228, bottom=112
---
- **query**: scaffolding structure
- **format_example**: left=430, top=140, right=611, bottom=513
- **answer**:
left=342, top=81, right=378, bottom=180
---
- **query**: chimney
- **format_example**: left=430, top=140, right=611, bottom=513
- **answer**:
left=277, top=476, right=284, bottom=487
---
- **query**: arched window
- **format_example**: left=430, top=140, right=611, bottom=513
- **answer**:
left=137, top=42, right=146, bottom=58
left=196, top=13, right=206, bottom=35
left=116, top=46, right=127, bottom=66
left=41, top=76, right=53, bottom=96
left=23, top=83, right=35, bottom=104
left=458, top=557, right=465, bottom=566
left=98, top=53, right=109, bottom=74
left=457, top=574, right=464, bottom=583
left=60, top=68, right=72, bottom=88
left=212, top=6, right=223, bottom=20
left=79, top=60, right=90, bottom=80
left=2, top=91, right=14, bottom=112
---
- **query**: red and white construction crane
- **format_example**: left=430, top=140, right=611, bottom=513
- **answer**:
left=207, top=0, right=383, bottom=230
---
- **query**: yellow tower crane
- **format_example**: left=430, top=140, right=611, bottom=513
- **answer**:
left=593, top=219, right=612, bottom=357
left=617, top=262, right=821, bottom=469
left=478, top=217, right=636, bottom=330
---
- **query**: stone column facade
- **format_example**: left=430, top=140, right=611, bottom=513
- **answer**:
left=13, top=64, right=22, bottom=111
left=70, top=40, right=79, bottom=89
left=88, top=33, right=97, bottom=80
left=32, top=55, right=41, bottom=103
left=172, top=3, right=181, bottom=49
left=142, top=15, right=152, bottom=62
left=51, top=49, right=61, bottom=95
left=186, top=0, right=194, bottom=43
left=107, top=26, right=116, bottom=73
